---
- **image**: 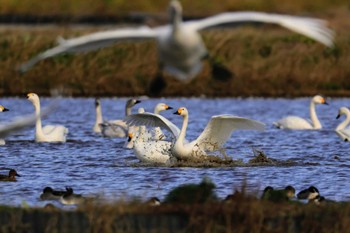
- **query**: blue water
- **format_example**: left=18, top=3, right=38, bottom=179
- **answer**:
left=0, top=97, right=349, bottom=207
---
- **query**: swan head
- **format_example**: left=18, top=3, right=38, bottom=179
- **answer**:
left=154, top=103, right=173, bottom=113
left=312, top=95, right=328, bottom=105
left=126, top=99, right=141, bottom=108
left=173, top=107, right=188, bottom=116
left=169, top=0, right=182, bottom=22
left=138, top=108, right=145, bottom=113
left=27, top=92, right=40, bottom=105
left=95, top=98, right=100, bottom=108
left=336, top=107, right=350, bottom=119
left=0, top=105, right=9, bottom=112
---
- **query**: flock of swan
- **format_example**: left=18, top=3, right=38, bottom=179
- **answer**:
left=18, top=0, right=334, bottom=93
left=1, top=93, right=349, bottom=165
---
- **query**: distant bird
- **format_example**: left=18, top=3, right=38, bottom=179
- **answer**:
left=261, top=185, right=295, bottom=202
left=27, top=93, right=69, bottom=142
left=19, top=0, right=334, bottom=95
left=99, top=99, right=141, bottom=138
left=164, top=178, right=218, bottom=204
left=59, top=187, right=85, bottom=205
left=0, top=169, right=21, bottom=182
left=145, top=197, right=161, bottom=206
left=297, top=186, right=320, bottom=200
left=93, top=98, right=103, bottom=133
left=0, top=105, right=10, bottom=145
left=274, top=95, right=328, bottom=130
left=335, top=107, right=350, bottom=141
left=40, top=187, right=70, bottom=200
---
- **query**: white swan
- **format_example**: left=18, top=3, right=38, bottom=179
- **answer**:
left=0, top=105, right=10, bottom=145
left=273, top=95, right=328, bottom=130
left=27, top=93, right=68, bottom=142
left=99, top=98, right=140, bottom=138
left=93, top=98, right=103, bottom=133
left=335, top=107, right=350, bottom=141
left=19, top=0, right=334, bottom=85
left=125, top=107, right=265, bottom=160
left=124, top=102, right=174, bottom=146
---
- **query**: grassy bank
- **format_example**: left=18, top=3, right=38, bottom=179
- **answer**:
left=1, top=197, right=350, bottom=233
left=0, top=6, right=349, bottom=97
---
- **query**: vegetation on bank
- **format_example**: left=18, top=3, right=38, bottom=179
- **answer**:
left=0, top=4, right=349, bottom=97
left=1, top=183, right=350, bottom=233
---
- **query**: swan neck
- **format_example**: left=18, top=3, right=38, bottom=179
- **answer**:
left=310, top=102, right=321, bottom=129
left=170, top=7, right=182, bottom=34
left=178, top=114, right=188, bottom=145
left=33, top=100, right=44, bottom=136
left=336, top=113, right=350, bottom=130
left=125, top=106, right=132, bottom=116
left=95, top=104, right=103, bottom=124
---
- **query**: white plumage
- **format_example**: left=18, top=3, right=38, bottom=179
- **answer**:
left=99, top=98, right=140, bottom=138
left=273, top=95, right=328, bottom=130
left=19, top=0, right=334, bottom=83
left=125, top=107, right=265, bottom=160
left=27, top=93, right=68, bottom=142
left=335, top=107, right=350, bottom=141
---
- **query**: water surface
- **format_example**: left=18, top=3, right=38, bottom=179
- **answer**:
left=0, top=97, right=349, bottom=207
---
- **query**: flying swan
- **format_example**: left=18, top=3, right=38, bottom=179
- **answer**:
left=273, top=95, right=328, bottom=130
left=27, top=93, right=69, bottom=142
left=19, top=0, right=334, bottom=92
left=125, top=107, right=265, bottom=160
left=335, top=107, right=350, bottom=141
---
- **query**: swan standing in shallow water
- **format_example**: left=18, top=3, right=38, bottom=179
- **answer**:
left=99, top=98, right=140, bottom=138
left=19, top=0, right=334, bottom=94
left=273, top=95, right=328, bottom=130
left=335, top=107, right=350, bottom=141
left=27, top=93, right=68, bottom=142
left=125, top=107, right=265, bottom=160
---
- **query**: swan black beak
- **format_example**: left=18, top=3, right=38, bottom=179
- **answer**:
left=135, top=100, right=141, bottom=105
left=173, top=110, right=180, bottom=115
left=323, top=101, right=329, bottom=105
left=336, top=114, right=341, bottom=119
left=167, top=106, right=173, bottom=110
left=2, top=108, right=9, bottom=112
left=128, top=133, right=133, bottom=142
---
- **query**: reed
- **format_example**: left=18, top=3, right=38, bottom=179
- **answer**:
left=0, top=6, right=349, bottom=97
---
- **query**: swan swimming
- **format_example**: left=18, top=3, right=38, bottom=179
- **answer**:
left=125, top=107, right=265, bottom=160
left=0, top=105, right=10, bottom=145
left=93, top=98, right=103, bottom=133
left=99, top=98, right=140, bottom=138
left=335, top=107, right=350, bottom=141
left=19, top=0, right=334, bottom=93
left=273, top=95, right=328, bottom=130
left=27, top=93, right=69, bottom=142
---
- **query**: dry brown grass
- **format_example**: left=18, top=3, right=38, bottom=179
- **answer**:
left=0, top=5, right=349, bottom=97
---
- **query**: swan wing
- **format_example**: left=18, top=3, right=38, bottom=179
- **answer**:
left=187, top=12, right=334, bottom=47
left=336, top=129, right=350, bottom=142
left=42, top=125, right=68, bottom=135
left=0, top=105, right=52, bottom=138
left=194, top=115, right=265, bottom=152
left=124, top=112, right=180, bottom=138
left=19, top=26, right=157, bottom=72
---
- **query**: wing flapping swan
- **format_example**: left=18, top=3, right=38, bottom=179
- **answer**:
left=125, top=107, right=265, bottom=160
left=19, top=0, right=334, bottom=93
